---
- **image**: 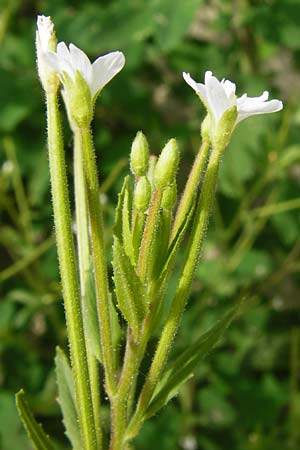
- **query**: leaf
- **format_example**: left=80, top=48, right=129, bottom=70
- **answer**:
left=0, top=391, right=30, bottom=450
left=15, top=390, right=56, bottom=450
left=122, top=181, right=135, bottom=265
left=112, top=237, right=147, bottom=338
left=144, top=302, right=242, bottom=419
left=54, top=348, right=81, bottom=450
left=114, top=175, right=135, bottom=264
left=114, top=175, right=131, bottom=241
left=109, top=293, right=123, bottom=369
left=82, top=265, right=103, bottom=363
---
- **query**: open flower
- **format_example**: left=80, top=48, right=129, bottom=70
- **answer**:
left=183, top=71, right=283, bottom=127
left=45, top=42, right=125, bottom=100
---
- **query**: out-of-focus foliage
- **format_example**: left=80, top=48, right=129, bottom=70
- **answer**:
left=0, top=0, right=300, bottom=449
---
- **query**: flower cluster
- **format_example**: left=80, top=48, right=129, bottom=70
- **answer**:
left=36, top=15, right=283, bottom=139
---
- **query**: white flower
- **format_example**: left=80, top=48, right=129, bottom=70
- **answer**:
left=183, top=70, right=283, bottom=126
left=45, top=42, right=125, bottom=99
left=36, top=15, right=58, bottom=91
left=36, top=15, right=54, bottom=52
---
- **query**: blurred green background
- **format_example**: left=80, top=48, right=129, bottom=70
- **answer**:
left=1, top=0, right=300, bottom=449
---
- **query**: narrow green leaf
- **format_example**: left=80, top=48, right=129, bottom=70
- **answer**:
left=55, top=347, right=81, bottom=450
left=109, top=292, right=123, bottom=370
left=15, top=389, right=56, bottom=450
left=114, top=175, right=131, bottom=241
left=150, top=209, right=171, bottom=280
left=82, top=264, right=103, bottom=363
left=113, top=236, right=147, bottom=337
left=122, top=179, right=135, bottom=265
left=144, top=302, right=241, bottom=419
left=149, top=202, right=195, bottom=332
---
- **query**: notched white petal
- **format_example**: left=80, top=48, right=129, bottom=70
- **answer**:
left=237, top=98, right=283, bottom=123
left=206, top=74, right=234, bottom=123
left=91, top=51, right=125, bottom=97
left=182, top=72, right=208, bottom=104
left=69, top=43, right=92, bottom=82
left=37, top=15, right=53, bottom=52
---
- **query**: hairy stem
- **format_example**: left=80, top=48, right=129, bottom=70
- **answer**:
left=74, top=129, right=102, bottom=449
left=171, top=140, right=210, bottom=241
left=79, top=125, right=117, bottom=396
left=46, top=93, right=97, bottom=450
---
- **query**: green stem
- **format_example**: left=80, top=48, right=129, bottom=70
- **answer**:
left=46, top=93, right=97, bottom=450
left=171, top=140, right=210, bottom=242
left=74, top=129, right=102, bottom=449
left=88, top=353, right=102, bottom=449
left=137, top=189, right=163, bottom=282
left=110, top=316, right=153, bottom=450
left=79, top=125, right=117, bottom=396
left=126, top=145, right=222, bottom=440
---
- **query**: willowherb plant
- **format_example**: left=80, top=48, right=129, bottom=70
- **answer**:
left=15, top=15, right=283, bottom=450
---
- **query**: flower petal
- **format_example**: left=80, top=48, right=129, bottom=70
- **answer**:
left=182, top=72, right=208, bottom=105
left=56, top=42, right=68, bottom=57
left=37, top=16, right=53, bottom=52
left=69, top=43, right=92, bottom=84
left=91, top=51, right=125, bottom=98
left=237, top=91, right=283, bottom=123
left=206, top=74, right=235, bottom=124
left=55, top=42, right=74, bottom=77
left=222, top=79, right=236, bottom=99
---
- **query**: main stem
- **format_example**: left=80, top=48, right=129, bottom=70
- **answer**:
left=127, top=145, right=223, bottom=440
left=46, top=93, right=97, bottom=450
left=74, top=129, right=102, bottom=449
left=79, top=125, right=117, bottom=396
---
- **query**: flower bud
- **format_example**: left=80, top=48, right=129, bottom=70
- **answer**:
left=133, top=176, right=151, bottom=212
left=130, top=131, right=149, bottom=177
left=36, top=15, right=59, bottom=93
left=154, top=139, right=179, bottom=190
left=147, top=155, right=157, bottom=189
left=161, top=183, right=177, bottom=210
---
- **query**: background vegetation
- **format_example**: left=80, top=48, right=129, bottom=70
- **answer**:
left=1, top=0, right=300, bottom=449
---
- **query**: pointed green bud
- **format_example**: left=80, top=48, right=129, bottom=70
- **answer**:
left=147, top=155, right=157, bottom=189
left=213, top=106, right=237, bottom=151
left=64, top=71, right=93, bottom=127
left=133, top=176, right=151, bottom=212
left=161, top=183, right=177, bottom=210
left=154, top=139, right=180, bottom=190
left=130, top=131, right=150, bottom=177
